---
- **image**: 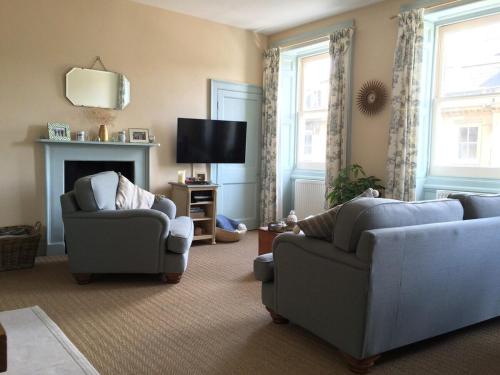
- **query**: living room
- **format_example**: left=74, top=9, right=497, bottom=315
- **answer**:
left=1, top=0, right=500, bottom=373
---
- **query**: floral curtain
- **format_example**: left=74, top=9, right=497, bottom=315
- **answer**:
left=385, top=9, right=424, bottom=201
left=260, top=48, right=280, bottom=225
left=325, top=28, right=354, bottom=201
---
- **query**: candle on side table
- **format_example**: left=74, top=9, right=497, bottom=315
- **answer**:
left=177, top=170, right=186, bottom=184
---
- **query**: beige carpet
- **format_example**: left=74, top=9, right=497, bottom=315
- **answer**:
left=0, top=231, right=499, bottom=375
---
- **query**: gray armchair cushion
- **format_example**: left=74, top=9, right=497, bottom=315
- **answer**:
left=448, top=193, right=500, bottom=219
left=74, top=171, right=119, bottom=211
left=334, top=198, right=464, bottom=252
left=167, top=216, right=194, bottom=254
left=152, top=197, right=177, bottom=220
left=254, top=253, right=274, bottom=282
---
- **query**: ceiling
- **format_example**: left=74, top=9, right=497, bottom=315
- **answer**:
left=131, top=0, right=383, bottom=35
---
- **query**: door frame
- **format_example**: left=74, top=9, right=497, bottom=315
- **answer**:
left=209, top=79, right=262, bottom=225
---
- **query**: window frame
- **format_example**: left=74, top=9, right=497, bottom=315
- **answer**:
left=272, top=21, right=354, bottom=217
left=295, top=51, right=330, bottom=171
left=428, top=12, right=500, bottom=178
left=417, top=2, right=500, bottom=200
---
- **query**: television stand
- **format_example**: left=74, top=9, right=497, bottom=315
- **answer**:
left=186, top=181, right=211, bottom=185
left=169, top=182, right=218, bottom=245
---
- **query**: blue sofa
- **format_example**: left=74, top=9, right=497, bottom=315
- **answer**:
left=254, top=195, right=500, bottom=373
left=60, top=171, right=193, bottom=284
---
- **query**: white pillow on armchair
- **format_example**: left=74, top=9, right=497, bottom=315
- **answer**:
left=115, top=174, right=155, bottom=210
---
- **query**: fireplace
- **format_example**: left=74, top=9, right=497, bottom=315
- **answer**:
left=64, top=160, right=135, bottom=192
left=38, top=139, right=158, bottom=255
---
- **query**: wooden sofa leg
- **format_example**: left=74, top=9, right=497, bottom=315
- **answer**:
left=266, top=307, right=289, bottom=324
left=160, top=273, right=183, bottom=284
left=73, top=273, right=92, bottom=285
left=340, top=352, right=380, bottom=374
left=0, top=323, right=6, bottom=373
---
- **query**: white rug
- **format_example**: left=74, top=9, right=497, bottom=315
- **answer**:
left=0, top=306, right=98, bottom=374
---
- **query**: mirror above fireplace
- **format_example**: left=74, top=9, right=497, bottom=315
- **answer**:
left=65, top=67, right=130, bottom=110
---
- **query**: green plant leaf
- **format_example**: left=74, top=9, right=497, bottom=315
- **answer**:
left=327, top=164, right=385, bottom=207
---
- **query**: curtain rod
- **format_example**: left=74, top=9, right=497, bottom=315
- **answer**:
left=389, top=0, right=463, bottom=19
left=279, top=35, right=329, bottom=52
left=270, top=19, right=354, bottom=49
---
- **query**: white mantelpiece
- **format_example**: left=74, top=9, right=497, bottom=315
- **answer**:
left=37, top=139, right=159, bottom=255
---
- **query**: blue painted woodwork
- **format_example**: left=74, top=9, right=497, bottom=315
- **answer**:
left=38, top=139, right=158, bottom=255
left=210, top=80, right=262, bottom=229
left=278, top=53, right=297, bottom=218
left=414, top=1, right=500, bottom=199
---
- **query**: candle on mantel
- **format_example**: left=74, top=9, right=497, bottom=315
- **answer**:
left=178, top=170, right=186, bottom=184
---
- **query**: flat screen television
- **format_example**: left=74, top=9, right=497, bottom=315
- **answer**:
left=176, top=118, right=247, bottom=163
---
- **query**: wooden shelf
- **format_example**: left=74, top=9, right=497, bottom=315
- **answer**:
left=194, top=234, right=213, bottom=241
left=192, top=217, right=213, bottom=222
left=37, top=139, right=160, bottom=147
left=190, top=201, right=214, bottom=206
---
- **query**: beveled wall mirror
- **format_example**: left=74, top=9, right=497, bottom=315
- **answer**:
left=66, top=67, right=130, bottom=110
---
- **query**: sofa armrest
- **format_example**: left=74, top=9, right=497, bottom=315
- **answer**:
left=152, top=197, right=176, bottom=220
left=254, top=253, right=274, bottom=282
left=271, top=233, right=371, bottom=358
left=273, top=233, right=369, bottom=270
left=64, top=208, right=166, bottom=221
left=62, top=209, right=170, bottom=273
left=63, top=209, right=170, bottom=243
left=60, top=192, right=79, bottom=214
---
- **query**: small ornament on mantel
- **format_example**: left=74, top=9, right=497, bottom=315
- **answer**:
left=98, top=124, right=109, bottom=142
left=85, top=108, right=116, bottom=142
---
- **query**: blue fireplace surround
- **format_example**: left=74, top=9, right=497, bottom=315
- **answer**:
left=38, top=139, right=159, bottom=255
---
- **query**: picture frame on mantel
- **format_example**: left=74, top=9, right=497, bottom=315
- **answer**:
left=47, top=122, right=71, bottom=141
left=128, top=128, right=149, bottom=143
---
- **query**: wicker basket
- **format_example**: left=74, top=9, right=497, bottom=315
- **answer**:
left=0, top=222, right=41, bottom=271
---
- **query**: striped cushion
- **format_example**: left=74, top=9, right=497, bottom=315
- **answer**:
left=295, top=188, right=379, bottom=242
left=296, top=205, right=342, bottom=241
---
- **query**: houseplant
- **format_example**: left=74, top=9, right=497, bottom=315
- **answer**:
left=327, top=164, right=384, bottom=207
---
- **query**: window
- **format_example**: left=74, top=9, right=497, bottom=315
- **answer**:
left=430, top=13, right=500, bottom=178
left=296, top=53, right=330, bottom=170
left=458, top=126, right=479, bottom=162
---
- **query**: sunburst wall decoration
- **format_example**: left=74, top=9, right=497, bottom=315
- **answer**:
left=356, top=80, right=387, bottom=116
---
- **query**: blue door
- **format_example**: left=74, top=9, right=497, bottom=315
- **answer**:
left=210, top=80, right=262, bottom=230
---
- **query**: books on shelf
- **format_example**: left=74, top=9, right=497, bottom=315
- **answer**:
left=190, top=206, right=205, bottom=218
left=192, top=194, right=211, bottom=202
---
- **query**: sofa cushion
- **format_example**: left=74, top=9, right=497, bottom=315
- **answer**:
left=74, top=171, right=119, bottom=212
left=167, top=216, right=194, bottom=254
left=253, top=253, right=274, bottom=282
left=294, top=206, right=340, bottom=241
left=448, top=193, right=500, bottom=219
left=334, top=198, right=464, bottom=252
left=295, top=188, right=380, bottom=242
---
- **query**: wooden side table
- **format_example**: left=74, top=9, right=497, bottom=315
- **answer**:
left=258, top=227, right=282, bottom=255
left=0, top=323, right=6, bottom=373
left=169, top=182, right=218, bottom=245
